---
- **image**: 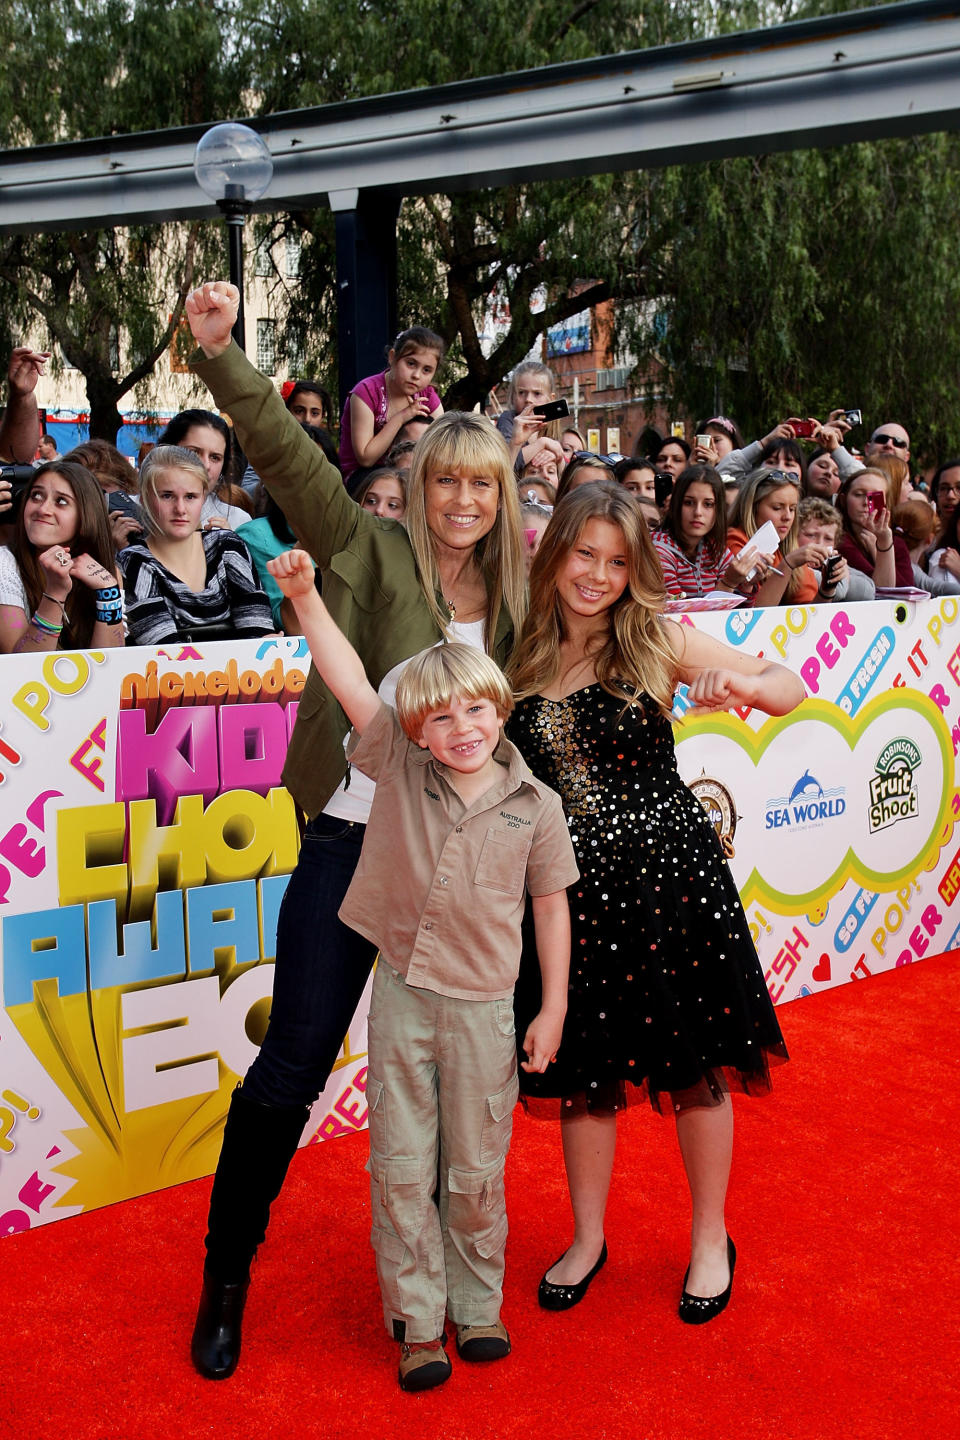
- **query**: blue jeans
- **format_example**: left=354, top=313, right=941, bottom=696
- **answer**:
left=241, top=814, right=377, bottom=1108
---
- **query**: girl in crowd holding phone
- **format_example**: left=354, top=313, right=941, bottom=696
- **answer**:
left=495, top=360, right=558, bottom=445
left=0, top=460, right=124, bottom=654
left=338, top=326, right=445, bottom=480
left=652, top=465, right=753, bottom=598
left=183, top=280, right=526, bottom=1382
left=118, top=446, right=274, bottom=645
left=506, top=482, right=798, bottom=1324
left=836, top=469, right=913, bottom=589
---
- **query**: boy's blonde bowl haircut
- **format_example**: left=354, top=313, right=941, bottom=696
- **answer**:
left=394, top=643, right=515, bottom=742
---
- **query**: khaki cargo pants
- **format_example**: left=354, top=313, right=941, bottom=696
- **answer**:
left=365, top=961, right=519, bottom=1343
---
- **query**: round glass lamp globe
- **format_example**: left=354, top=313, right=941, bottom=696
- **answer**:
left=194, top=123, right=274, bottom=202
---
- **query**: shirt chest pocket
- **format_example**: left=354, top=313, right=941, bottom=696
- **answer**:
left=474, top=828, right=531, bottom=895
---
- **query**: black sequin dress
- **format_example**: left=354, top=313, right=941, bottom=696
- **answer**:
left=508, top=686, right=788, bottom=1116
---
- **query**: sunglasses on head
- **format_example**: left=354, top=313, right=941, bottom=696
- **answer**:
left=570, top=451, right=618, bottom=467
left=763, top=470, right=801, bottom=485
left=871, top=433, right=908, bottom=449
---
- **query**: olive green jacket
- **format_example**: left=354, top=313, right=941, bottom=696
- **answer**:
left=191, top=342, right=515, bottom=817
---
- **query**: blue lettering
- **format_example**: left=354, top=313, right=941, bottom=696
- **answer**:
left=88, top=890, right=187, bottom=989
left=836, top=627, right=894, bottom=717
left=725, top=609, right=762, bottom=645
left=185, top=879, right=260, bottom=975
left=2, top=905, right=87, bottom=1006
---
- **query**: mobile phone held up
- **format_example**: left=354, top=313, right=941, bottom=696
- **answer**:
left=107, top=489, right=147, bottom=543
left=532, top=398, right=569, bottom=422
left=654, top=471, right=674, bottom=508
left=790, top=419, right=817, bottom=439
left=844, top=408, right=862, bottom=428
left=867, top=491, right=886, bottom=516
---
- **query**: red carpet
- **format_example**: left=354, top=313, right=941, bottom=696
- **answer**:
left=3, top=953, right=958, bottom=1440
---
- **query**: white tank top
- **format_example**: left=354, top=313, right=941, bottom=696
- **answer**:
left=323, top=618, right=487, bottom=824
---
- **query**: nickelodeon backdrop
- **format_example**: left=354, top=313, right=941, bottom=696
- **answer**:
left=2, top=601, right=958, bottom=1235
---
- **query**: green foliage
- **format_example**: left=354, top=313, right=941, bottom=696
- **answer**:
left=631, top=133, right=960, bottom=460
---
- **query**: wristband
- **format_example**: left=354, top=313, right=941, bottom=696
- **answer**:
left=95, top=584, right=123, bottom=626
left=41, top=592, right=66, bottom=610
left=31, top=612, right=62, bottom=637
left=876, top=543, right=894, bottom=553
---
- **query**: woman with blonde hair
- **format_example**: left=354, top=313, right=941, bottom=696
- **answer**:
left=727, top=467, right=834, bottom=605
left=506, top=481, right=799, bottom=1323
left=118, top=446, right=274, bottom=645
left=183, top=280, right=527, bottom=1381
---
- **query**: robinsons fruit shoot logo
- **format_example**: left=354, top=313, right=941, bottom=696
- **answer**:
left=868, top=737, right=921, bottom=833
left=764, top=769, right=846, bottom=831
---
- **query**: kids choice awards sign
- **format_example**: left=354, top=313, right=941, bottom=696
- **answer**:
left=0, top=637, right=370, bottom=1239
left=1, top=599, right=958, bottom=1235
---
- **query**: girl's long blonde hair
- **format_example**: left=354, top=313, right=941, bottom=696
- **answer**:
left=507, top=482, right=678, bottom=719
left=405, top=413, right=527, bottom=650
left=730, top=467, right=804, bottom=600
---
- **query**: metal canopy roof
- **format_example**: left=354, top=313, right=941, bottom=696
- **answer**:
left=3, top=1, right=960, bottom=234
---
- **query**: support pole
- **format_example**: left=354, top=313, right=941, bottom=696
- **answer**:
left=331, top=189, right=401, bottom=401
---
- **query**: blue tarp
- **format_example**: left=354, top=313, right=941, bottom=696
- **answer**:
left=43, top=415, right=174, bottom=458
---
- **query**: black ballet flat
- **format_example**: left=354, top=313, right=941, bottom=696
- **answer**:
left=538, top=1240, right=608, bottom=1311
left=678, top=1235, right=736, bottom=1325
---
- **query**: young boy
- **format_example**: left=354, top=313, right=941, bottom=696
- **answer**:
left=267, top=550, right=578, bottom=1394
left=797, top=496, right=847, bottom=600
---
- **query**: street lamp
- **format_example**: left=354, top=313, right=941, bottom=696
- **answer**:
left=194, top=123, right=274, bottom=352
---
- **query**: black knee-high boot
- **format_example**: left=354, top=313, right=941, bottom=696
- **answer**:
left=191, top=1086, right=310, bottom=1380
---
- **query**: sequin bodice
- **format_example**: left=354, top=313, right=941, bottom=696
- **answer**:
left=508, top=687, right=678, bottom=824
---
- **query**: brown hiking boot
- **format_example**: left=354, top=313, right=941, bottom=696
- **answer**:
left=455, top=1319, right=511, bottom=1362
left=398, top=1335, right=451, bottom=1392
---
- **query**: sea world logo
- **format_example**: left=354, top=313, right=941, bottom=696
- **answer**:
left=764, top=769, right=846, bottom=831
left=868, top=736, right=921, bottom=833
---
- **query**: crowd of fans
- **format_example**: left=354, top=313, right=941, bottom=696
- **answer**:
left=1, top=340, right=957, bottom=658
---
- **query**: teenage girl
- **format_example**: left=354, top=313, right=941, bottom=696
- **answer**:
left=836, top=468, right=913, bottom=589
left=0, top=460, right=124, bottom=654
left=183, top=279, right=526, bottom=1383
left=506, top=481, right=800, bottom=1322
left=652, top=465, right=753, bottom=598
left=118, top=446, right=274, bottom=645
left=727, top=468, right=834, bottom=606
left=338, top=326, right=445, bottom=480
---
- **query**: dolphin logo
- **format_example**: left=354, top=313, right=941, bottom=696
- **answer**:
left=789, top=770, right=824, bottom=803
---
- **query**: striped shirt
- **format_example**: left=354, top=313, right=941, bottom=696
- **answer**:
left=652, top=531, right=734, bottom=598
left=119, top=529, right=274, bottom=645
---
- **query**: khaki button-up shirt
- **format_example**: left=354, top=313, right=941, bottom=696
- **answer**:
left=339, top=703, right=579, bottom=1001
